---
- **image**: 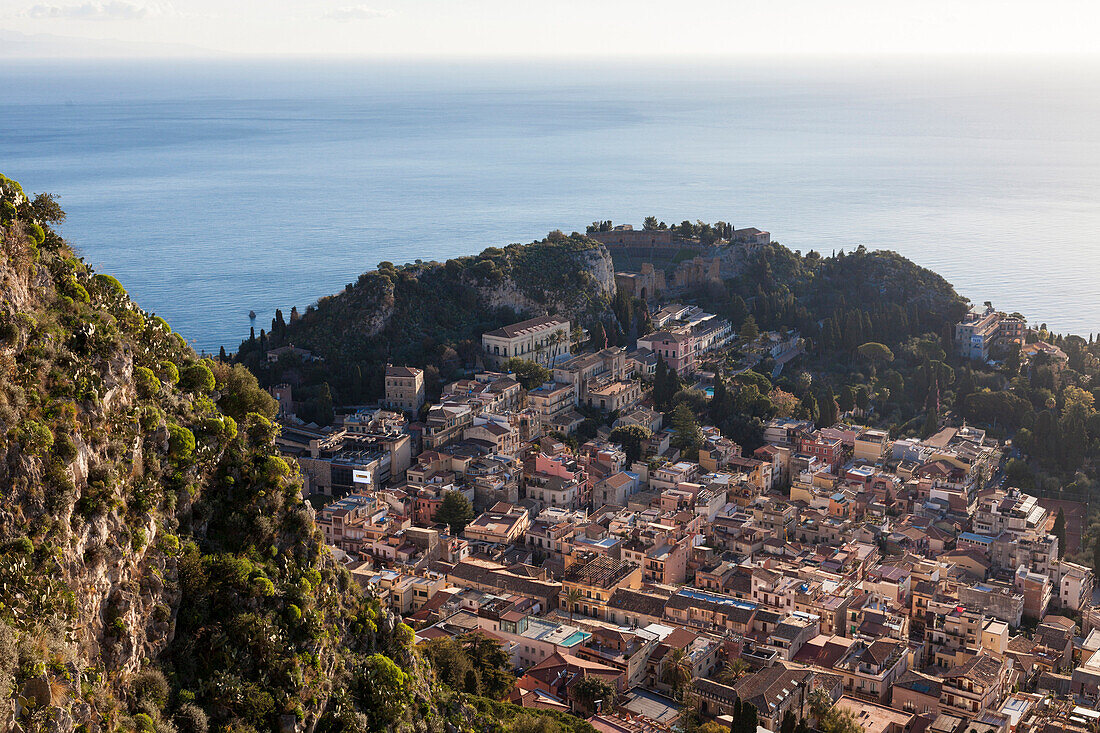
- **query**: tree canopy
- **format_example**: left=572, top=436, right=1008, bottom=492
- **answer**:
left=436, top=490, right=475, bottom=535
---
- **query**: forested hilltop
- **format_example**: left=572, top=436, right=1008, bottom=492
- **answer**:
left=233, top=233, right=616, bottom=422
left=0, top=175, right=586, bottom=733
left=238, top=226, right=970, bottom=431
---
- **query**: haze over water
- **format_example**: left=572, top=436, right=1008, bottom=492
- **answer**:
left=3, top=57, right=1099, bottom=353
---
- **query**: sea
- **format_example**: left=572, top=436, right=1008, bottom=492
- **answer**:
left=2, top=56, right=1099, bottom=353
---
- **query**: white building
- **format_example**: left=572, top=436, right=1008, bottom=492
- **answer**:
left=482, top=315, right=572, bottom=368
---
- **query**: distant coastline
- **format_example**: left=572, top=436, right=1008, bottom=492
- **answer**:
left=4, top=58, right=1099, bottom=349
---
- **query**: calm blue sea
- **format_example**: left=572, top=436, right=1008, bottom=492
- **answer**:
left=2, top=57, right=1099, bottom=352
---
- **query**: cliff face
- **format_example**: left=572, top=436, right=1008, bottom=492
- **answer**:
left=477, top=243, right=616, bottom=320
left=0, top=176, right=425, bottom=733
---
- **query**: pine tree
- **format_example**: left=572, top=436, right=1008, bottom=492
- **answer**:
left=671, top=403, right=702, bottom=456
left=436, top=490, right=475, bottom=535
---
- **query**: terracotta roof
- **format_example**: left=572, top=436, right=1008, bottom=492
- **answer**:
left=484, top=315, right=569, bottom=339
left=608, top=588, right=671, bottom=618
left=941, top=652, right=1003, bottom=685
left=386, top=365, right=422, bottom=377
left=731, top=663, right=813, bottom=715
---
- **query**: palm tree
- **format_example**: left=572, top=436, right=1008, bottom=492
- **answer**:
left=661, top=647, right=693, bottom=700
left=564, top=588, right=583, bottom=622
left=718, top=658, right=749, bottom=684
left=547, top=330, right=564, bottom=363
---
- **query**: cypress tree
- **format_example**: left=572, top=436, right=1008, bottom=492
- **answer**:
left=654, top=355, right=677, bottom=410
left=817, top=386, right=838, bottom=427
left=742, top=704, right=758, bottom=733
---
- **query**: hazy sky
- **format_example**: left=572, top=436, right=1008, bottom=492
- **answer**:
left=1, top=0, right=1098, bottom=57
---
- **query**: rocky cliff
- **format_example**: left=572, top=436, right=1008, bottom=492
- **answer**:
left=0, top=175, right=430, bottom=733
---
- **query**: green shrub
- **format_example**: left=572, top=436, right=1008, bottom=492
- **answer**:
left=151, top=316, right=171, bottom=334
left=133, top=713, right=156, bottom=732
left=158, top=360, right=179, bottom=385
left=221, top=415, right=238, bottom=441
left=65, top=278, right=90, bottom=303
left=252, top=576, right=275, bottom=597
left=19, top=419, right=53, bottom=456
left=0, top=200, right=15, bottom=223
left=245, top=413, right=278, bottom=445
left=264, top=455, right=292, bottom=479
left=118, top=309, right=145, bottom=333
left=179, top=363, right=215, bottom=393
left=4, top=537, right=33, bottom=556
left=286, top=604, right=302, bottom=623
left=138, top=405, right=165, bottom=432
left=135, top=367, right=160, bottom=399
left=394, top=622, right=414, bottom=649
left=175, top=703, right=208, bottom=733
left=167, top=424, right=195, bottom=460
left=44, top=459, right=76, bottom=512
left=26, top=221, right=45, bottom=245
left=92, top=274, right=127, bottom=300
left=131, top=668, right=170, bottom=709
left=198, top=415, right=237, bottom=442
left=53, top=432, right=78, bottom=462
left=157, top=533, right=180, bottom=556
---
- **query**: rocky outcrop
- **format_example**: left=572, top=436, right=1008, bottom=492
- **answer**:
left=476, top=242, right=616, bottom=322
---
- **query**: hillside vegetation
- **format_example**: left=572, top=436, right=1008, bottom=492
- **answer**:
left=0, top=174, right=583, bottom=733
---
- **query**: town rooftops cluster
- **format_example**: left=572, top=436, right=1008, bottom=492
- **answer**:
left=264, top=305, right=1098, bottom=733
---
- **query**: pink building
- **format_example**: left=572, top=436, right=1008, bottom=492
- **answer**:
left=799, top=432, right=845, bottom=472
left=636, top=330, right=698, bottom=377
